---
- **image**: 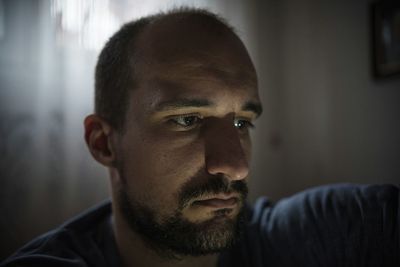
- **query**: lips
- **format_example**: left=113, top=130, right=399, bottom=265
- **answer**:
left=193, top=196, right=238, bottom=208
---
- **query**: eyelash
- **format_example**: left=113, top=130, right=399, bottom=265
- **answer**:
left=170, top=115, right=203, bottom=129
left=168, top=115, right=255, bottom=131
left=234, top=119, right=255, bottom=130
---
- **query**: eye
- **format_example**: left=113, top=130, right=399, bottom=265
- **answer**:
left=170, top=115, right=202, bottom=129
left=234, top=118, right=255, bottom=131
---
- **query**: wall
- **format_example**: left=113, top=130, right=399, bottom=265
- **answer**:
left=250, top=0, right=400, bottom=202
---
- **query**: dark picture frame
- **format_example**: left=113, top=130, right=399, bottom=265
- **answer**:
left=372, top=1, right=400, bottom=78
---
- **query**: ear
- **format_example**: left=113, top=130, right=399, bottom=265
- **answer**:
left=84, top=114, right=116, bottom=167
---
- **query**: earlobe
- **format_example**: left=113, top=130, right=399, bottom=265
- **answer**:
left=84, top=114, right=115, bottom=167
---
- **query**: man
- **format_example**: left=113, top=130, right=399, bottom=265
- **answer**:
left=1, top=7, right=399, bottom=267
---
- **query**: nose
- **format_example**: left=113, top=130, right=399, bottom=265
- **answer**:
left=204, top=117, right=250, bottom=181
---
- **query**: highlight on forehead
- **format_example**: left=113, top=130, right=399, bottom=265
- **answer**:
left=154, top=98, right=263, bottom=118
left=145, top=64, right=257, bottom=96
left=154, top=98, right=211, bottom=112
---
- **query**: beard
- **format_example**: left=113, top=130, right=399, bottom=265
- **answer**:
left=116, top=171, right=248, bottom=258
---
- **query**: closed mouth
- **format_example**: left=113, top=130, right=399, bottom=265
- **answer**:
left=192, top=195, right=239, bottom=209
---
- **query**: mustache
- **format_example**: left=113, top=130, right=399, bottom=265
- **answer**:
left=178, top=170, right=248, bottom=209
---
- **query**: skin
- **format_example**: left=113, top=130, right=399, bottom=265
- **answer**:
left=84, top=14, right=261, bottom=267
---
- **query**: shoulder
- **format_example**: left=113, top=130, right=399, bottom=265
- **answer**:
left=255, top=183, right=399, bottom=228
left=255, top=183, right=399, bottom=221
left=1, top=200, right=117, bottom=267
left=244, top=184, right=400, bottom=267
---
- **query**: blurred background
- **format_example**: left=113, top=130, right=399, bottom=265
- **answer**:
left=0, top=0, right=399, bottom=260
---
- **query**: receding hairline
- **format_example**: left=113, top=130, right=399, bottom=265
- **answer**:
left=132, top=8, right=256, bottom=82
left=132, top=8, right=241, bottom=58
left=143, top=7, right=237, bottom=32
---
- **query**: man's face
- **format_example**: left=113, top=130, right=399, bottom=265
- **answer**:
left=113, top=18, right=261, bottom=256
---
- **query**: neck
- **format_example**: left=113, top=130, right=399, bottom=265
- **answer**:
left=111, top=201, right=219, bottom=267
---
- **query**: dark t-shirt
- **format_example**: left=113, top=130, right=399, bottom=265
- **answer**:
left=1, top=184, right=399, bottom=266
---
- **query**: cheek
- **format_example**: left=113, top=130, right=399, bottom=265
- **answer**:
left=241, top=136, right=252, bottom=161
left=119, top=130, right=204, bottom=212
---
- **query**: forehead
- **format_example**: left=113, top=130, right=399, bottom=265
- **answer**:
left=135, top=13, right=257, bottom=78
left=130, top=14, right=260, bottom=112
left=129, top=69, right=260, bottom=120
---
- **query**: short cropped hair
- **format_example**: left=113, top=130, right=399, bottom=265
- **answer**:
left=94, top=8, right=234, bottom=132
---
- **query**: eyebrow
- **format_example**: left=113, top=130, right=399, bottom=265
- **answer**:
left=243, top=101, right=263, bottom=117
left=154, top=98, right=263, bottom=117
